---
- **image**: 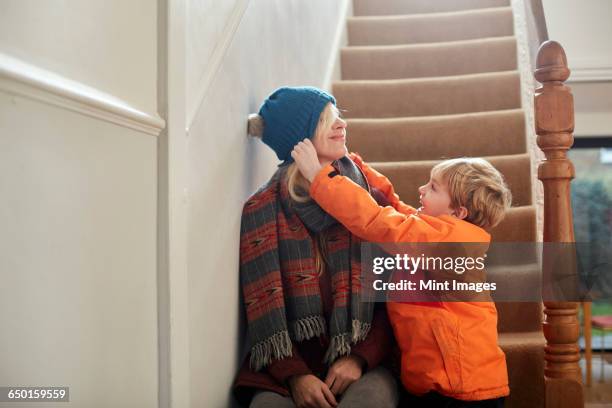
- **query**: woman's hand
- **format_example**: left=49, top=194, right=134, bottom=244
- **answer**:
left=288, top=374, right=338, bottom=408
left=291, top=139, right=323, bottom=183
left=324, top=355, right=365, bottom=396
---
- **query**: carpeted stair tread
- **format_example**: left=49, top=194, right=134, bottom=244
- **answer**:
left=333, top=71, right=521, bottom=118
left=490, top=206, right=537, bottom=243
left=353, top=0, right=510, bottom=16
left=498, top=331, right=545, bottom=348
left=348, top=7, right=514, bottom=46
left=342, top=36, right=517, bottom=80
left=369, top=153, right=532, bottom=207
left=347, top=109, right=526, bottom=161
left=498, top=331, right=546, bottom=408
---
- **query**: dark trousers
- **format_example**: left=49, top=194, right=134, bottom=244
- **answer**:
left=400, top=390, right=506, bottom=408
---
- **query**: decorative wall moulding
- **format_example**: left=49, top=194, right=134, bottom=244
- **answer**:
left=568, top=59, right=612, bottom=82
left=0, top=53, right=166, bottom=136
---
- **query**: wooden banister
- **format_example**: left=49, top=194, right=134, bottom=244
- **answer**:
left=534, top=40, right=584, bottom=408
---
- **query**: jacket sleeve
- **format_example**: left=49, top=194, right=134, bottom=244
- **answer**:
left=309, top=164, right=454, bottom=243
left=348, top=152, right=417, bottom=216
left=350, top=306, right=393, bottom=371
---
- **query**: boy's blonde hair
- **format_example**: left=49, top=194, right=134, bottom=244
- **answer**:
left=431, top=158, right=512, bottom=230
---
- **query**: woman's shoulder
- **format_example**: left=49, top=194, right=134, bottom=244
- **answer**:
left=243, top=172, right=282, bottom=212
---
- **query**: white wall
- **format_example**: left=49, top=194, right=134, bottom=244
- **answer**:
left=571, top=81, right=612, bottom=137
left=0, top=0, right=350, bottom=406
left=0, top=0, right=158, bottom=114
left=186, top=0, right=242, bottom=116
left=185, top=0, right=349, bottom=406
left=0, top=1, right=161, bottom=407
left=542, top=0, right=612, bottom=136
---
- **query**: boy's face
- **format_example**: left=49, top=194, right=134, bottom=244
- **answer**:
left=418, top=173, right=455, bottom=217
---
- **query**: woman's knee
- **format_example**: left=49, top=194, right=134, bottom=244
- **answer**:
left=249, top=390, right=296, bottom=408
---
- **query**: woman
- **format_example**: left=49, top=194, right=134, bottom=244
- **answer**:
left=233, top=87, right=399, bottom=408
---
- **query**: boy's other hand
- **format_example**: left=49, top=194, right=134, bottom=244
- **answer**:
left=291, top=139, right=323, bottom=183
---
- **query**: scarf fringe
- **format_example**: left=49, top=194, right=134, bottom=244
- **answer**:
left=323, top=320, right=373, bottom=364
left=351, top=319, right=372, bottom=343
left=324, top=333, right=352, bottom=364
left=292, top=315, right=327, bottom=341
left=249, top=330, right=292, bottom=371
left=247, top=319, right=372, bottom=370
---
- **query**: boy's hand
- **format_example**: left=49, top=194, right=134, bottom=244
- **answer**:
left=291, top=139, right=323, bottom=183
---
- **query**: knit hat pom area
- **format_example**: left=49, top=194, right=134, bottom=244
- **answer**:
left=258, top=86, right=336, bottom=164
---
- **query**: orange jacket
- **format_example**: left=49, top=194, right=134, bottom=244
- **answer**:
left=308, top=153, right=509, bottom=401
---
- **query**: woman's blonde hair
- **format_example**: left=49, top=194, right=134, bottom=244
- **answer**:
left=286, top=102, right=340, bottom=203
left=285, top=102, right=340, bottom=275
left=431, top=158, right=512, bottom=230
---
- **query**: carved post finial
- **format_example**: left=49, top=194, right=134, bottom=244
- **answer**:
left=535, top=40, right=570, bottom=83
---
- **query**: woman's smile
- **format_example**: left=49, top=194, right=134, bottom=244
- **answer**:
left=330, top=132, right=346, bottom=142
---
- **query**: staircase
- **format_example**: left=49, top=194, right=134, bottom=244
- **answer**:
left=335, top=0, right=545, bottom=406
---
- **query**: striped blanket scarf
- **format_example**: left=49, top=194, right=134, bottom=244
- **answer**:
left=240, top=156, right=376, bottom=371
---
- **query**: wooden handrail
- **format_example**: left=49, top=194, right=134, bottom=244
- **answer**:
left=524, top=0, right=550, bottom=65
left=534, top=40, right=584, bottom=408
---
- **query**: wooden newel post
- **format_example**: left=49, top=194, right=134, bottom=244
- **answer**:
left=534, top=41, right=584, bottom=408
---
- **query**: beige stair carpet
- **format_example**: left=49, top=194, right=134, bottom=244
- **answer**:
left=348, top=7, right=514, bottom=45
left=346, top=109, right=527, bottom=161
left=353, top=0, right=510, bottom=16
left=334, top=71, right=521, bottom=118
left=342, top=36, right=518, bottom=80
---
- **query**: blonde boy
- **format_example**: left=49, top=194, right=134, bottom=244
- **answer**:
left=292, top=140, right=512, bottom=406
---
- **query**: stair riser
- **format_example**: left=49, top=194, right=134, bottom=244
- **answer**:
left=370, top=154, right=532, bottom=208
left=501, top=340, right=546, bottom=408
left=333, top=71, right=521, bottom=118
left=353, top=0, right=510, bottom=16
left=348, top=8, right=514, bottom=46
left=497, top=303, right=543, bottom=333
left=490, top=206, right=537, bottom=242
left=342, top=37, right=517, bottom=80
left=347, top=110, right=526, bottom=161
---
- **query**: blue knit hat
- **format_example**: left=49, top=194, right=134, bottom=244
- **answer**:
left=258, top=86, right=336, bottom=164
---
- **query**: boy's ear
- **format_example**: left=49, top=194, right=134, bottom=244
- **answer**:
left=454, top=206, right=469, bottom=220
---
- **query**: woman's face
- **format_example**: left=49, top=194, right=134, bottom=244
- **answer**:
left=311, top=104, right=348, bottom=164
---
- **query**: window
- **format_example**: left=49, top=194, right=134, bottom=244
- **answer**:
left=570, top=138, right=612, bottom=349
